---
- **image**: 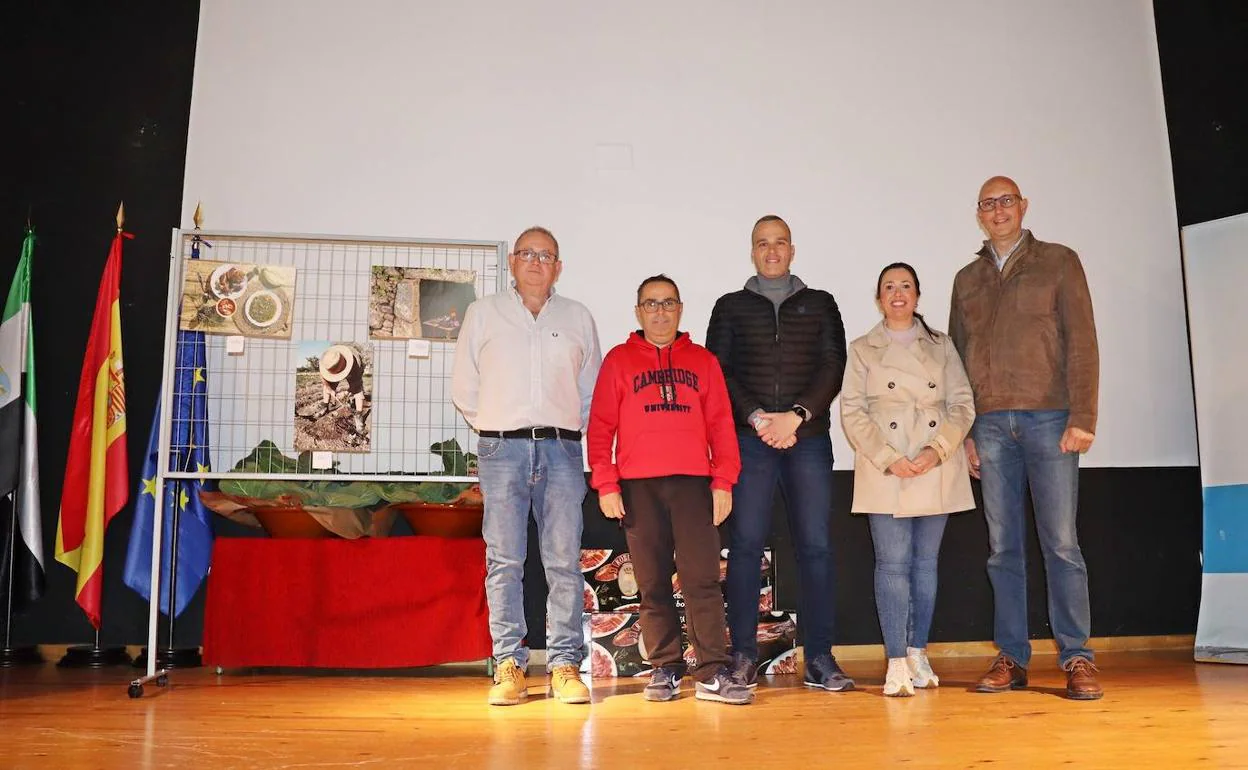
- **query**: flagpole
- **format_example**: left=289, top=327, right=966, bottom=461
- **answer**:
left=58, top=204, right=134, bottom=670
left=135, top=205, right=205, bottom=671
left=133, top=472, right=201, bottom=670
left=163, top=478, right=200, bottom=665
left=129, top=213, right=197, bottom=697
left=166, top=480, right=181, bottom=651
left=0, top=227, right=43, bottom=667
left=161, top=205, right=212, bottom=667
left=0, top=493, right=42, bottom=666
left=3, top=494, right=11, bottom=644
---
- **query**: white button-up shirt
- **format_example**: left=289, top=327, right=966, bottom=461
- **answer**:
left=452, top=285, right=602, bottom=432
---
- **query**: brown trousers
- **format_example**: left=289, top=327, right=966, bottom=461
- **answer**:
left=620, top=475, right=729, bottom=681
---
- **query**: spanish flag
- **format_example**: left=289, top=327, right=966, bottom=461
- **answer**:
left=56, top=229, right=131, bottom=629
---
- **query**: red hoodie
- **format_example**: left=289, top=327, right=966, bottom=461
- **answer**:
left=588, top=331, right=741, bottom=495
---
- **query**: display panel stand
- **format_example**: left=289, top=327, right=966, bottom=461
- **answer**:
left=128, top=228, right=506, bottom=697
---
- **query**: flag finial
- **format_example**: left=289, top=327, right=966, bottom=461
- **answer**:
left=116, top=202, right=126, bottom=232
left=193, top=201, right=203, bottom=229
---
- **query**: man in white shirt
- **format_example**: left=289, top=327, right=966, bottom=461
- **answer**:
left=452, top=226, right=602, bottom=706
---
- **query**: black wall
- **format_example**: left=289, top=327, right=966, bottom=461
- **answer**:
left=1, top=1, right=203, bottom=646
left=1, top=1, right=1234, bottom=650
left=1153, top=0, right=1248, bottom=226
left=569, top=467, right=1201, bottom=649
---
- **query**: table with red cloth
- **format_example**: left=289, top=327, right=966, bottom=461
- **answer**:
left=204, top=535, right=492, bottom=668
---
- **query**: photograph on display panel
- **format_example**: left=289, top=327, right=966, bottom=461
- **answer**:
left=179, top=259, right=296, bottom=338
left=368, top=266, right=476, bottom=341
left=294, top=341, right=374, bottom=453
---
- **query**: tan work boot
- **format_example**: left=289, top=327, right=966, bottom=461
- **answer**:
left=487, top=658, right=528, bottom=706
left=548, top=664, right=590, bottom=704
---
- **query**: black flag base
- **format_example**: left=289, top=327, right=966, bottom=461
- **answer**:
left=57, top=644, right=133, bottom=668
left=0, top=645, right=44, bottom=667
left=133, top=646, right=202, bottom=669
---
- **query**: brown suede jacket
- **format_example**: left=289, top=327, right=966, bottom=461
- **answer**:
left=948, top=231, right=1099, bottom=433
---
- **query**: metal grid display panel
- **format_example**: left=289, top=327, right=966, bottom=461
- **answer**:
left=167, top=230, right=504, bottom=479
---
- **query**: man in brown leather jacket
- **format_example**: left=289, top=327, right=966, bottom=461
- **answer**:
left=949, top=176, right=1103, bottom=700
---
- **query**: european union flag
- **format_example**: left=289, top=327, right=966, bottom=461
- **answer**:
left=122, top=245, right=214, bottom=618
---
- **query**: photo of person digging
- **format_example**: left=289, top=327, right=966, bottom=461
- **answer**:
left=295, top=342, right=373, bottom=452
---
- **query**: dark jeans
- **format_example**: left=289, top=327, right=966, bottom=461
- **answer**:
left=726, top=432, right=836, bottom=661
left=621, top=475, right=729, bottom=682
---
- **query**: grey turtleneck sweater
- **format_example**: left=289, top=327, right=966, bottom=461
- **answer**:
left=745, top=273, right=806, bottom=322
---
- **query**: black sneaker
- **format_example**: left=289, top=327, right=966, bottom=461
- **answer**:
left=643, top=666, right=682, bottom=702
left=804, top=653, right=855, bottom=692
left=729, top=651, right=759, bottom=689
left=695, top=667, right=753, bottom=705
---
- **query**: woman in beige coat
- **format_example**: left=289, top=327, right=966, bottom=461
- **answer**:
left=840, top=263, right=975, bottom=697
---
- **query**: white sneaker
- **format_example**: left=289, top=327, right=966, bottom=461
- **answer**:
left=883, top=657, right=915, bottom=697
left=906, top=647, right=940, bottom=688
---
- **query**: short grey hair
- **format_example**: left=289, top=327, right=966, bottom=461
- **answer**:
left=514, top=225, right=559, bottom=256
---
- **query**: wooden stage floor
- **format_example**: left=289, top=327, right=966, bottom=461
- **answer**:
left=1, top=649, right=1245, bottom=769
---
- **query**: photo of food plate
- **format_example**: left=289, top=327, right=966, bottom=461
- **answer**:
left=179, top=258, right=297, bottom=338
left=209, top=263, right=248, bottom=299
left=244, top=289, right=282, bottom=328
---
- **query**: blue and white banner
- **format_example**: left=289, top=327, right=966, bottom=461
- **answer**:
left=1183, top=212, right=1248, bottom=664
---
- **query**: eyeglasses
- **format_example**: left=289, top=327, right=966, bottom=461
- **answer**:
left=977, top=194, right=1022, bottom=212
left=637, top=298, right=682, bottom=313
left=514, top=248, right=559, bottom=264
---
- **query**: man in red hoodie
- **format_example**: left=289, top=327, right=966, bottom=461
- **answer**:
left=587, top=275, right=749, bottom=705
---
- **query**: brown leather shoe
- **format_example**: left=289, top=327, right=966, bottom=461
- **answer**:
left=974, top=653, right=1028, bottom=693
left=1064, top=657, right=1104, bottom=700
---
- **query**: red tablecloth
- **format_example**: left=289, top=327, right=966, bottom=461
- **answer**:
left=204, top=536, right=492, bottom=668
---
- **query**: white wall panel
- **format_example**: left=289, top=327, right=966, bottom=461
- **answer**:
left=182, top=0, right=1196, bottom=467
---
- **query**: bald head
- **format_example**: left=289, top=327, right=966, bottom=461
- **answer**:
left=976, top=175, right=1028, bottom=247
left=978, top=175, right=1021, bottom=200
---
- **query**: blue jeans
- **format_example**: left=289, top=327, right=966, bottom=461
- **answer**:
left=476, top=436, right=586, bottom=670
left=868, top=513, right=949, bottom=659
left=972, top=410, right=1093, bottom=667
left=726, top=432, right=836, bottom=661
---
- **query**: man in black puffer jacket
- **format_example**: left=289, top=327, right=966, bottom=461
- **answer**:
left=706, top=214, right=852, bottom=692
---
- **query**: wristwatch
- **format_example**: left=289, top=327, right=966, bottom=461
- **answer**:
left=791, top=404, right=811, bottom=422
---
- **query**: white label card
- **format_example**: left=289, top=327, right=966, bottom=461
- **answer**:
left=407, top=339, right=431, bottom=359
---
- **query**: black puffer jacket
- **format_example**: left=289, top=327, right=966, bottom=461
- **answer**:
left=706, top=278, right=847, bottom=439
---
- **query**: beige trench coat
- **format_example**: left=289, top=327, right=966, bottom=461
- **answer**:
left=840, top=322, right=976, bottom=516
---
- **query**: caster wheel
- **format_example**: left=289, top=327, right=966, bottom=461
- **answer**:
left=156, top=675, right=169, bottom=687
left=215, top=667, right=224, bottom=676
left=128, top=684, right=143, bottom=699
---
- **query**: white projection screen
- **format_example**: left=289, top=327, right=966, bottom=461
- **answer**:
left=1183, top=213, right=1248, bottom=663
left=181, top=0, right=1197, bottom=468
